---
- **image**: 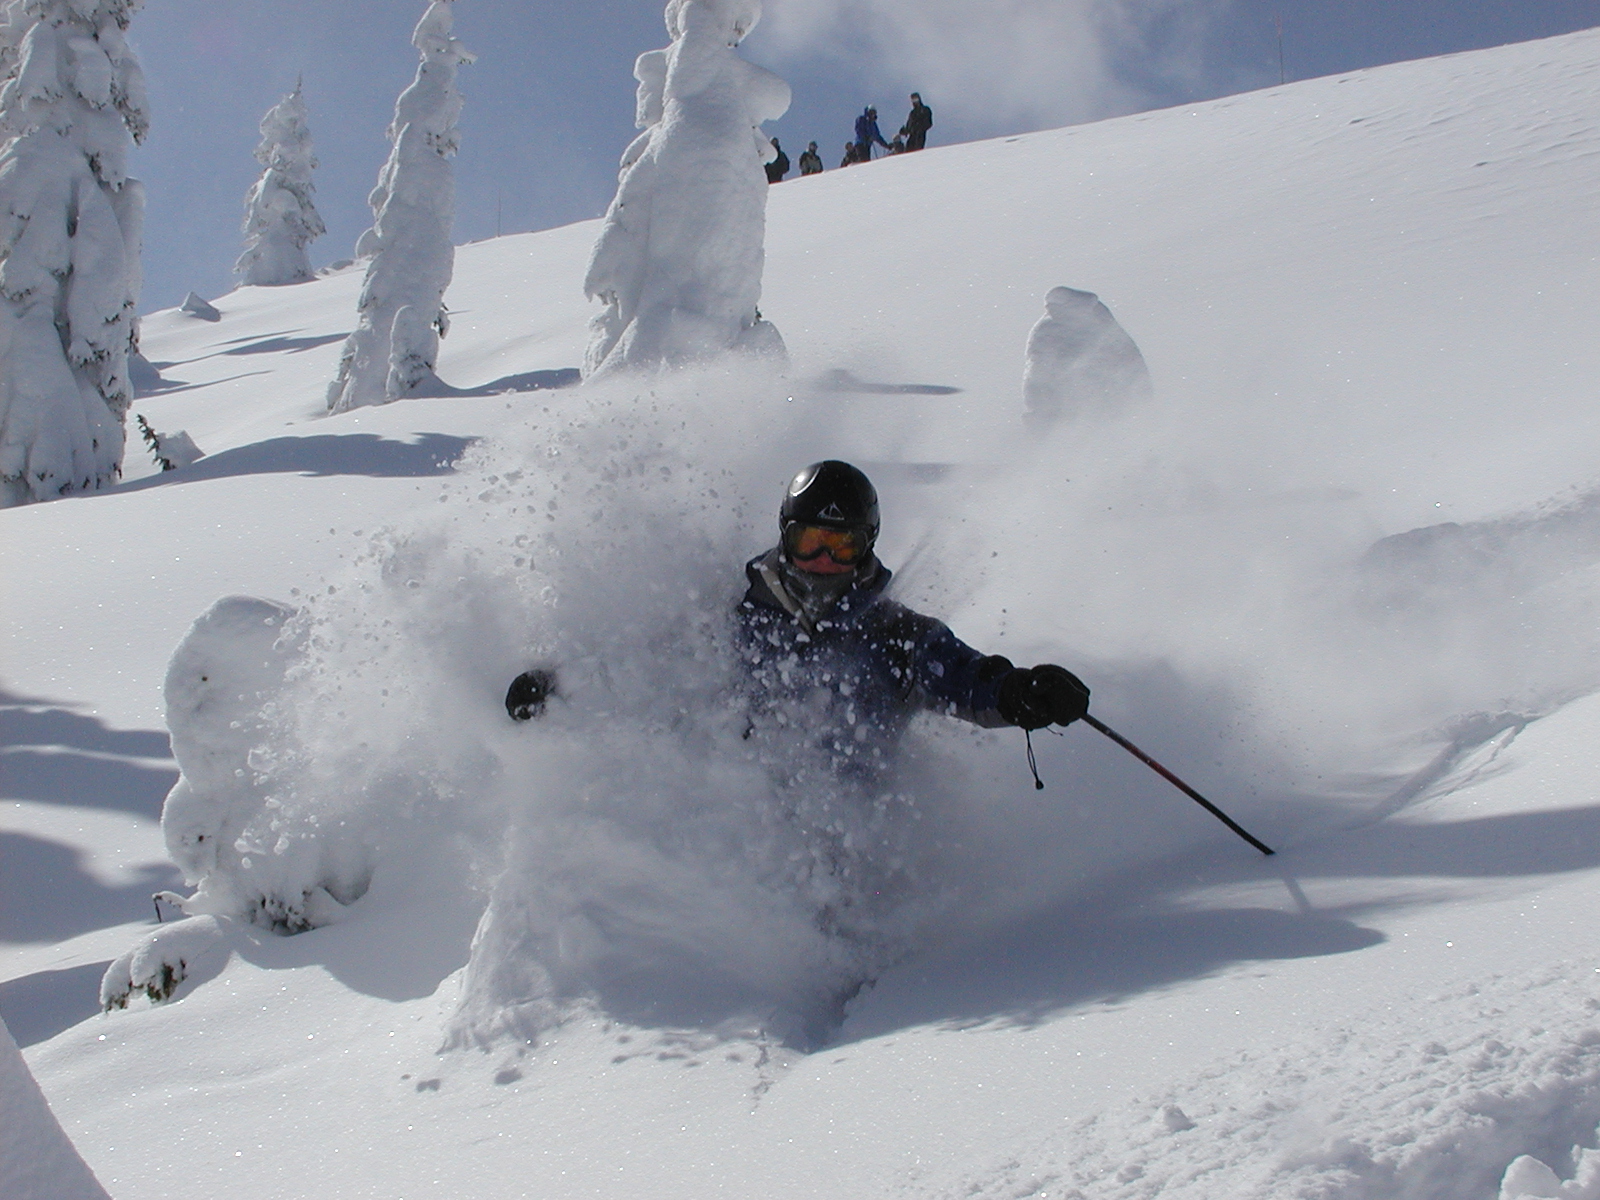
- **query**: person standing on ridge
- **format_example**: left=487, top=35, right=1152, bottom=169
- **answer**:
left=765, top=137, right=790, bottom=183
left=901, top=92, right=932, bottom=151
left=798, top=141, right=823, bottom=175
left=853, top=106, right=891, bottom=162
left=840, top=141, right=860, bottom=167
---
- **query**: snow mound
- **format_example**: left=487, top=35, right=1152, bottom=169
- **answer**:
left=0, top=1015, right=110, bottom=1200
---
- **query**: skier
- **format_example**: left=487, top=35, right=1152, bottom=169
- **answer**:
left=840, top=141, right=860, bottom=168
left=506, top=461, right=1091, bottom=767
left=732, top=461, right=1090, bottom=778
left=900, top=92, right=932, bottom=151
left=853, top=106, right=891, bottom=162
left=765, top=137, right=790, bottom=183
left=798, top=141, right=823, bottom=175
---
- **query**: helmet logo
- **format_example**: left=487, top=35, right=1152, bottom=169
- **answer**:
left=818, top=502, right=846, bottom=522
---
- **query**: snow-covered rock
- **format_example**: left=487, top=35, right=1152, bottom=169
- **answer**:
left=582, top=0, right=790, bottom=377
left=179, top=290, right=220, bottom=320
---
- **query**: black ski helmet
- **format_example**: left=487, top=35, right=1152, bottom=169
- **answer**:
left=780, top=460, right=880, bottom=548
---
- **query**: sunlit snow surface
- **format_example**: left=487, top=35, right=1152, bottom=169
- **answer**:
left=4, top=27, right=1600, bottom=1200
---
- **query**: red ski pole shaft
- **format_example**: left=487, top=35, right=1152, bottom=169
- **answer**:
left=1082, top=714, right=1275, bottom=856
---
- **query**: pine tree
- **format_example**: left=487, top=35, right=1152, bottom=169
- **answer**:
left=326, top=0, right=472, bottom=414
left=236, top=81, right=324, bottom=287
left=0, top=0, right=147, bottom=506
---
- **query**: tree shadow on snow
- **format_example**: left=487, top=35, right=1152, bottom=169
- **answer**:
left=407, top=367, right=583, bottom=397
left=810, top=367, right=962, bottom=396
left=218, top=331, right=348, bottom=356
left=113, top=431, right=476, bottom=492
left=0, top=831, right=179, bottom=944
left=0, top=962, right=112, bottom=1047
left=0, top=689, right=175, bottom=819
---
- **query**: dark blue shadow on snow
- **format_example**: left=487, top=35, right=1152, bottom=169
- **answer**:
left=0, top=689, right=175, bottom=819
left=847, top=904, right=1385, bottom=1040
left=0, top=831, right=179, bottom=944
left=0, top=750, right=175, bottom=819
left=0, top=962, right=110, bottom=1047
left=812, top=368, right=962, bottom=396
left=113, top=431, right=475, bottom=492
left=220, top=331, right=348, bottom=356
left=847, top=802, right=1600, bottom=1044
left=407, top=367, right=583, bottom=397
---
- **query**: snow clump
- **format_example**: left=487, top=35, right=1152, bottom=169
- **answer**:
left=582, top=0, right=790, bottom=378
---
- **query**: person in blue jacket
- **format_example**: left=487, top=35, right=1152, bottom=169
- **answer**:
left=853, top=106, right=892, bottom=162
left=734, top=461, right=1089, bottom=780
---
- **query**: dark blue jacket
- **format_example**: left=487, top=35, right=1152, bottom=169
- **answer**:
left=737, top=550, right=1014, bottom=778
left=854, top=113, right=890, bottom=151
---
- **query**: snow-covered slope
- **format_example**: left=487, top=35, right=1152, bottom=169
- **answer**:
left=4, top=27, right=1600, bottom=1200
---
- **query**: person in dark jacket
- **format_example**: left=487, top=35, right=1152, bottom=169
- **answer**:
left=853, top=107, right=891, bottom=162
left=735, top=461, right=1089, bottom=781
left=900, top=92, right=932, bottom=151
left=840, top=141, right=860, bottom=168
left=765, top=137, right=790, bottom=183
left=798, top=141, right=823, bottom=175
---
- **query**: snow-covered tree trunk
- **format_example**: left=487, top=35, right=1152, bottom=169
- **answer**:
left=0, top=0, right=148, bottom=507
left=236, top=81, right=324, bottom=287
left=326, top=0, right=471, bottom=414
left=582, top=0, right=790, bottom=379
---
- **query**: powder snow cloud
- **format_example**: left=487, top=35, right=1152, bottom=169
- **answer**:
left=754, top=0, right=1239, bottom=132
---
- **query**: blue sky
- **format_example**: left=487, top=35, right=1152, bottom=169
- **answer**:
left=128, top=0, right=1600, bottom=312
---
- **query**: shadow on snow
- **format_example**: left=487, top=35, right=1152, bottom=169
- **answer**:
left=114, top=431, right=477, bottom=492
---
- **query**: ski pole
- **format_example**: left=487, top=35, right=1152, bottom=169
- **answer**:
left=1082, top=714, right=1275, bottom=856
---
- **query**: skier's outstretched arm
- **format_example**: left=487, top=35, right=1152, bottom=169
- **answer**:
left=909, top=620, right=1089, bottom=729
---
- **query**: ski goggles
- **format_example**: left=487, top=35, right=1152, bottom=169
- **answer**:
left=783, top=523, right=870, bottom=565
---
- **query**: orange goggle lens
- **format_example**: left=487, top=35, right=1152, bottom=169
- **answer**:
left=784, top=524, right=868, bottom=565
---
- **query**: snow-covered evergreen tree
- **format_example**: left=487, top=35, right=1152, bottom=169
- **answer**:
left=326, top=0, right=471, bottom=414
left=1022, top=286, right=1152, bottom=427
left=236, top=81, right=324, bottom=287
left=582, top=0, right=790, bottom=378
left=0, top=0, right=147, bottom=507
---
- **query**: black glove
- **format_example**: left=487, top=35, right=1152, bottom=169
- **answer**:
left=505, top=668, right=557, bottom=721
left=996, top=664, right=1090, bottom=730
